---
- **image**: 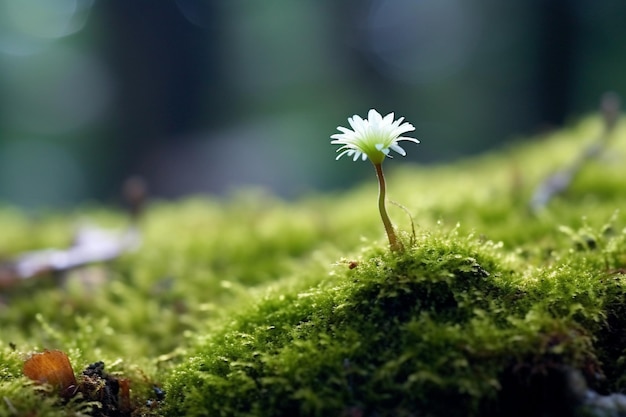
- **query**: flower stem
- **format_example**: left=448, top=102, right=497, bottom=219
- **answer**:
left=373, top=163, right=403, bottom=252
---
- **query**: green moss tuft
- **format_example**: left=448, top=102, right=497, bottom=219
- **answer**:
left=163, top=222, right=626, bottom=416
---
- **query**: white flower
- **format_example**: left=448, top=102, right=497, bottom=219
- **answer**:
left=331, top=109, right=419, bottom=165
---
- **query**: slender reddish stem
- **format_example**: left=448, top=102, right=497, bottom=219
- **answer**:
left=374, top=163, right=403, bottom=252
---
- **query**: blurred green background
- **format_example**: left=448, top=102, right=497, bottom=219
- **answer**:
left=0, top=0, right=625, bottom=208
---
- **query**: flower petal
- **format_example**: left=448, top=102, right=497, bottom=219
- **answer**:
left=389, top=143, right=406, bottom=156
left=368, top=109, right=383, bottom=125
left=335, top=149, right=353, bottom=160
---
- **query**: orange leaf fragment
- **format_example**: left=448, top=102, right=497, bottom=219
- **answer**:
left=23, top=350, right=77, bottom=398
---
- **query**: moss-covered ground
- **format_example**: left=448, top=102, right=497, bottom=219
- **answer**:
left=1, top=115, right=626, bottom=416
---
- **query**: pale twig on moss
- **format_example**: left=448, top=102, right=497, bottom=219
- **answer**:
left=530, top=92, right=621, bottom=212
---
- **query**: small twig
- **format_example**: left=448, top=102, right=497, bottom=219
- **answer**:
left=530, top=92, right=621, bottom=212
left=0, top=177, right=147, bottom=289
left=389, top=199, right=416, bottom=246
left=123, top=176, right=148, bottom=222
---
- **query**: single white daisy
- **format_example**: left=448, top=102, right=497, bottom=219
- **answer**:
left=331, top=109, right=419, bottom=165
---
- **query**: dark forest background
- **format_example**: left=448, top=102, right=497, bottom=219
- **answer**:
left=0, top=0, right=624, bottom=208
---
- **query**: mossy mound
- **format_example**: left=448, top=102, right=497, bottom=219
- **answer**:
left=1, top=116, right=626, bottom=416
left=164, top=226, right=626, bottom=416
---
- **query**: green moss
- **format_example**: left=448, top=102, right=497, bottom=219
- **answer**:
left=1, top=115, right=626, bottom=416
left=164, top=225, right=626, bottom=416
